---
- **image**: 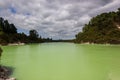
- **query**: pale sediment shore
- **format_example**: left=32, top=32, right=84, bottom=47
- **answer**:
left=80, top=42, right=112, bottom=45
left=0, top=78, right=16, bottom=80
left=8, top=43, right=25, bottom=46
left=0, top=42, right=25, bottom=46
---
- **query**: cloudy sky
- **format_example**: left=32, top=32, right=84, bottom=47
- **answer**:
left=0, top=0, right=120, bottom=39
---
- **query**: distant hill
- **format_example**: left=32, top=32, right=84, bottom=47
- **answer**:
left=75, top=8, right=120, bottom=44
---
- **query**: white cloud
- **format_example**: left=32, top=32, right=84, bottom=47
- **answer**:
left=0, top=0, right=119, bottom=39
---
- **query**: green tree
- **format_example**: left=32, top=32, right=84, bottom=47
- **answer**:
left=4, top=20, right=11, bottom=34
left=29, top=29, right=39, bottom=42
left=10, top=24, right=17, bottom=34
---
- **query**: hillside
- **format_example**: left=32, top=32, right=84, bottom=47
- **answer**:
left=75, top=8, right=120, bottom=44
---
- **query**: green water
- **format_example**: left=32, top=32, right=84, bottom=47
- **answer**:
left=1, top=43, right=120, bottom=80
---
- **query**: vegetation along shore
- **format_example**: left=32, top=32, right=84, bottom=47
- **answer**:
left=1, top=8, right=120, bottom=45
left=75, top=8, right=120, bottom=44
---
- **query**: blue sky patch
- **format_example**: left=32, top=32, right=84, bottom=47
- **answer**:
left=9, top=7, right=17, bottom=14
left=18, top=28, right=29, bottom=35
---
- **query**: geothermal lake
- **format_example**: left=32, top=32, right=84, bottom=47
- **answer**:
left=1, top=43, right=120, bottom=80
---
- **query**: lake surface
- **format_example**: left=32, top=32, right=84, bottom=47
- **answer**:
left=1, top=43, right=120, bottom=80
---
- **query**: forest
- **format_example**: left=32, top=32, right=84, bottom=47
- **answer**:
left=75, top=8, right=120, bottom=44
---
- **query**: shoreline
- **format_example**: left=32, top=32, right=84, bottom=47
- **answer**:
left=0, top=42, right=25, bottom=46
left=1, top=42, right=120, bottom=46
left=75, top=42, right=120, bottom=46
left=8, top=43, right=25, bottom=46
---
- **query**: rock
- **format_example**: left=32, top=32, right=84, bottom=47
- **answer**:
left=0, top=66, right=15, bottom=80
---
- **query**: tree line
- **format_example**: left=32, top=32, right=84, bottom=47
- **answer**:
left=75, top=8, right=120, bottom=44
left=0, top=17, right=52, bottom=45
